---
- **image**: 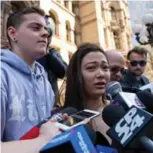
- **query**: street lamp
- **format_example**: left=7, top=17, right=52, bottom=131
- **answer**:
left=132, top=9, right=153, bottom=46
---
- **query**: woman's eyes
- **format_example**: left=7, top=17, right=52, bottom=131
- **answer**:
left=102, top=65, right=109, bottom=70
left=86, top=66, right=96, bottom=70
left=86, top=65, right=109, bottom=71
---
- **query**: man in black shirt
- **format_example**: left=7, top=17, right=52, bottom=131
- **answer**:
left=37, top=17, right=67, bottom=103
left=120, top=46, right=149, bottom=92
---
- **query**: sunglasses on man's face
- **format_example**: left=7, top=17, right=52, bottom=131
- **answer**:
left=129, top=60, right=147, bottom=67
left=110, top=66, right=126, bottom=74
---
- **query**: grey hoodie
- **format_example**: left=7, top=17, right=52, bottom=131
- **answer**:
left=1, top=49, right=55, bottom=141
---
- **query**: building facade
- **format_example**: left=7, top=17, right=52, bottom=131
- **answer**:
left=1, top=0, right=132, bottom=62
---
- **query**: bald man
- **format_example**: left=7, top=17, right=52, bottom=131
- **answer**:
left=105, top=50, right=126, bottom=82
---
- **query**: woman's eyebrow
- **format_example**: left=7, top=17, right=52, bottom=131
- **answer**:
left=84, top=61, right=108, bottom=66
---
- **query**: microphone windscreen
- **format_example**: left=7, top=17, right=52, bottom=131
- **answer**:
left=136, top=90, right=153, bottom=114
left=122, top=87, right=141, bottom=93
left=106, top=81, right=122, bottom=99
left=102, top=104, right=126, bottom=127
left=140, top=136, right=153, bottom=153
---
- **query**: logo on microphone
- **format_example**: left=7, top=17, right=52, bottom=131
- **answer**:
left=115, top=107, right=145, bottom=144
left=77, top=132, right=91, bottom=153
left=134, top=96, right=144, bottom=108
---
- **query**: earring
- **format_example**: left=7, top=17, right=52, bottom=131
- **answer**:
left=14, top=38, right=17, bottom=42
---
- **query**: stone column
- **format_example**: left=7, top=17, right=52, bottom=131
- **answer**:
left=68, top=1, right=72, bottom=12
left=120, top=30, right=128, bottom=51
left=118, top=9, right=130, bottom=51
left=60, top=0, right=64, bottom=6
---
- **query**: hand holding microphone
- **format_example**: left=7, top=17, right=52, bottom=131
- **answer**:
left=20, top=107, right=77, bottom=140
left=39, top=120, right=61, bottom=143
left=1, top=120, right=61, bottom=153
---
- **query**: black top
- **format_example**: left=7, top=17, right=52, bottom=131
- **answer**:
left=120, top=71, right=149, bottom=93
left=37, top=48, right=67, bottom=100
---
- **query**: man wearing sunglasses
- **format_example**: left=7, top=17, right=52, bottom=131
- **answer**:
left=105, top=50, right=126, bottom=82
left=120, top=46, right=149, bottom=92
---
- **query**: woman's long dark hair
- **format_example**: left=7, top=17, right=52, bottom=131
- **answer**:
left=64, top=43, right=108, bottom=110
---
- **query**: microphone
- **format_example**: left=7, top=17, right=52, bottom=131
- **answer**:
left=20, top=107, right=77, bottom=140
left=106, top=81, right=146, bottom=110
left=40, top=125, right=98, bottom=153
left=105, top=81, right=122, bottom=101
left=40, top=125, right=115, bottom=153
left=136, top=90, right=153, bottom=114
left=103, top=104, right=153, bottom=150
left=102, top=104, right=126, bottom=127
left=95, top=145, right=118, bottom=153
left=140, top=136, right=153, bottom=153
left=139, top=82, right=153, bottom=93
left=106, top=81, right=141, bottom=94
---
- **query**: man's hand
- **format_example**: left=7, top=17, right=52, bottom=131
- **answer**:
left=39, top=120, right=61, bottom=142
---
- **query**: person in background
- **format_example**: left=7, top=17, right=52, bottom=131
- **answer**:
left=1, top=38, right=10, bottom=49
left=64, top=43, right=111, bottom=143
left=1, top=7, right=57, bottom=141
left=120, top=46, right=149, bottom=92
left=1, top=120, right=61, bottom=153
left=105, top=50, right=126, bottom=82
left=37, top=17, right=67, bottom=103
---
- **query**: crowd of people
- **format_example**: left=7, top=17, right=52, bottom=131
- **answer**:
left=1, top=6, right=151, bottom=153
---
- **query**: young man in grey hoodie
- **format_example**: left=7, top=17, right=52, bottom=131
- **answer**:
left=1, top=7, right=60, bottom=141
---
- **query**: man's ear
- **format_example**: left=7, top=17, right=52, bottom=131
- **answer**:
left=7, top=27, right=17, bottom=42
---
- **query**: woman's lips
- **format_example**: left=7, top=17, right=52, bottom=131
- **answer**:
left=94, top=82, right=106, bottom=89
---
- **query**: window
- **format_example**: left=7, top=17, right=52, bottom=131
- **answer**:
left=113, top=31, right=120, bottom=49
left=64, top=1, right=69, bottom=9
left=110, top=7, right=117, bottom=20
left=66, top=21, right=71, bottom=42
left=72, top=1, right=79, bottom=15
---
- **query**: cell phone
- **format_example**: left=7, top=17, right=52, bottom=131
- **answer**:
left=55, top=109, right=100, bottom=131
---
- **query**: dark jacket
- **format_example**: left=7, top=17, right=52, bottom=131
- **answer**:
left=120, top=71, right=149, bottom=93
left=37, top=48, right=67, bottom=101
